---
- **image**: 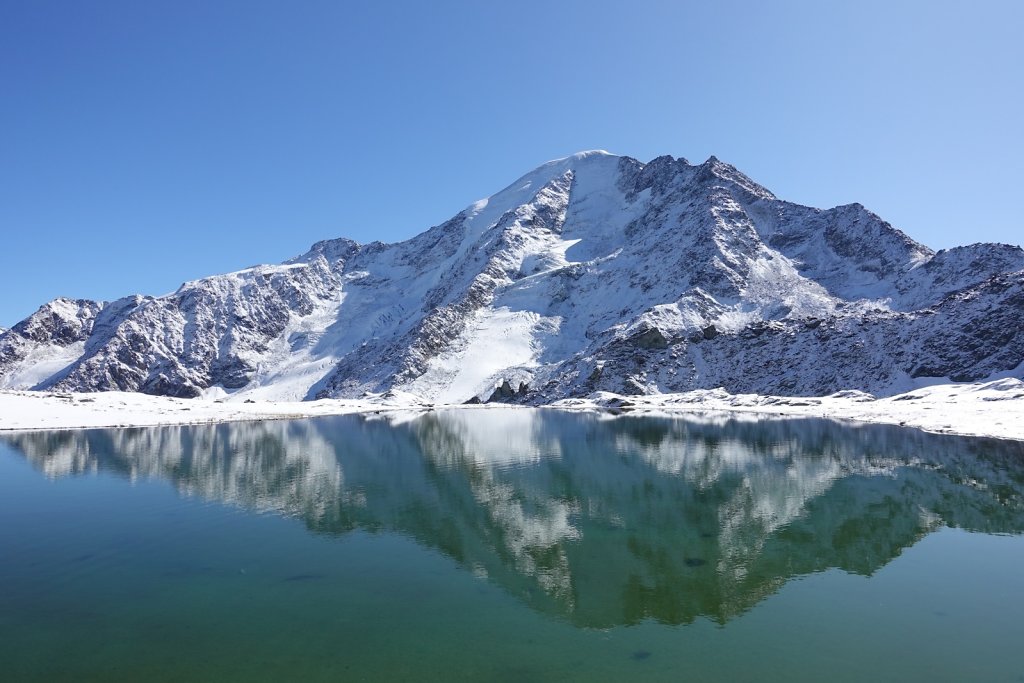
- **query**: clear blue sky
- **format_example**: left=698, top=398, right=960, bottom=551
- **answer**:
left=2, top=0, right=1022, bottom=326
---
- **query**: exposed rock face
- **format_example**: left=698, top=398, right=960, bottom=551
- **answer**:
left=2, top=151, right=1023, bottom=401
left=0, top=298, right=104, bottom=390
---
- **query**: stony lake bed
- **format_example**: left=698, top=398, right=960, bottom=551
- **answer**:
left=2, top=409, right=1023, bottom=682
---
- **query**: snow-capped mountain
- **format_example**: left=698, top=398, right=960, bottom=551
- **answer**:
left=2, top=151, right=1023, bottom=402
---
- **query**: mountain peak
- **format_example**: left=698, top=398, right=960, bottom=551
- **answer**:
left=527, top=150, right=621, bottom=175
left=558, top=149, right=615, bottom=161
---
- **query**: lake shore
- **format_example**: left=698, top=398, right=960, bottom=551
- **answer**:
left=2, top=378, right=1023, bottom=441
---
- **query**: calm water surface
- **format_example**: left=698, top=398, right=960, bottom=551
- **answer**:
left=1, top=410, right=1023, bottom=682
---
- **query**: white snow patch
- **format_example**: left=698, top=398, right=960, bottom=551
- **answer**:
left=0, top=390, right=429, bottom=431
left=405, top=307, right=544, bottom=403
left=551, top=379, right=1024, bottom=441
left=0, top=342, right=85, bottom=390
left=228, top=291, right=349, bottom=402
left=2, top=380, right=1023, bottom=441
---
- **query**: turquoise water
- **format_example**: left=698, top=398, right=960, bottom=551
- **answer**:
left=1, top=410, right=1023, bottom=682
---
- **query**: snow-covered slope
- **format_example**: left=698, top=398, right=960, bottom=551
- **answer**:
left=3, top=151, right=1023, bottom=402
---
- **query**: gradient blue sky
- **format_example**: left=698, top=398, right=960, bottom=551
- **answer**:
left=2, top=0, right=1022, bottom=326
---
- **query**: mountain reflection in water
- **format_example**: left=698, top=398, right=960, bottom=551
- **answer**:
left=5, top=410, right=1023, bottom=628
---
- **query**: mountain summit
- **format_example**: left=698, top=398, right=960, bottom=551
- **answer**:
left=3, top=152, right=1023, bottom=402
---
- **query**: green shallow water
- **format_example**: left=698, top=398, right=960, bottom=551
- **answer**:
left=1, top=410, right=1023, bottom=682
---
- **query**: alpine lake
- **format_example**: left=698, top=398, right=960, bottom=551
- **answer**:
left=1, top=409, right=1023, bottom=682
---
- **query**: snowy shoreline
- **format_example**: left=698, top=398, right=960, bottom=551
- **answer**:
left=551, top=379, right=1024, bottom=442
left=1, top=379, right=1023, bottom=441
